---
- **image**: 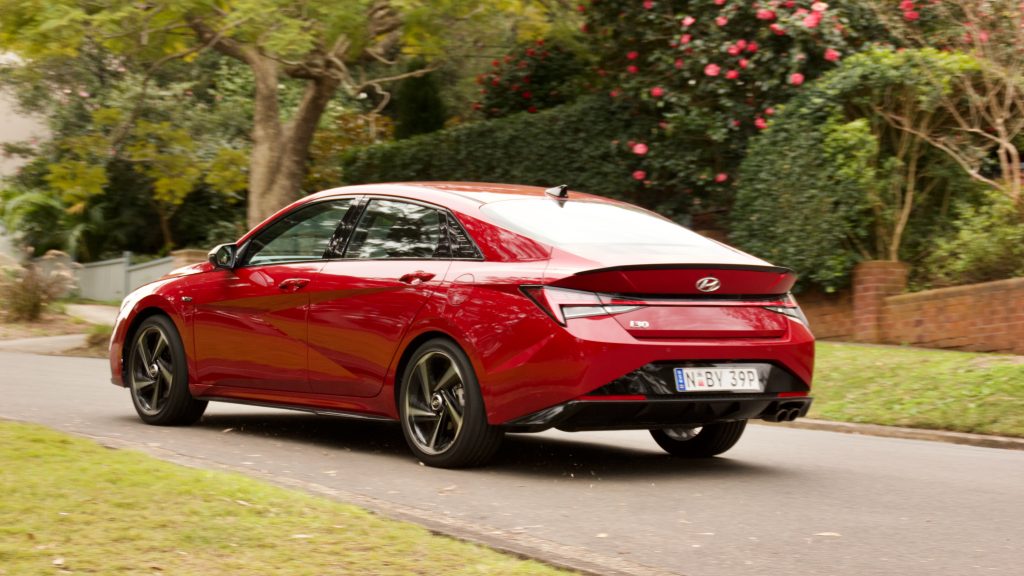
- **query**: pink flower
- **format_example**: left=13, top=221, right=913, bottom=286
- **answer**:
left=978, top=31, right=990, bottom=43
left=633, top=170, right=647, bottom=181
left=736, top=39, right=747, bottom=50
left=824, top=48, right=841, bottom=62
left=725, top=69, right=739, bottom=79
left=732, top=119, right=741, bottom=127
left=727, top=45, right=742, bottom=56
left=680, top=34, right=692, bottom=44
left=802, top=12, right=822, bottom=28
left=746, top=42, right=759, bottom=53
left=632, top=143, right=649, bottom=155
left=739, top=58, right=749, bottom=69
left=903, top=10, right=919, bottom=21
left=716, top=16, right=729, bottom=26
left=643, top=0, right=654, bottom=9
left=811, top=1, right=829, bottom=11
left=770, top=23, right=786, bottom=35
left=789, top=72, right=805, bottom=86
left=756, top=9, right=776, bottom=20
left=714, top=173, right=729, bottom=183
left=650, top=86, right=665, bottom=98
left=715, top=0, right=727, bottom=5
left=674, top=58, right=684, bottom=69
left=765, top=107, right=775, bottom=116
left=627, top=51, right=639, bottom=60
left=754, top=117, right=768, bottom=130
left=527, top=106, right=538, bottom=113
left=682, top=16, right=696, bottom=27
left=899, top=0, right=914, bottom=10
left=704, top=63, right=721, bottom=76
left=576, top=3, right=585, bottom=12
left=610, top=89, right=620, bottom=98
left=521, top=91, right=532, bottom=99
left=627, top=64, right=639, bottom=74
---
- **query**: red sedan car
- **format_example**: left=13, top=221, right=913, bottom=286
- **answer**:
left=109, top=182, right=813, bottom=467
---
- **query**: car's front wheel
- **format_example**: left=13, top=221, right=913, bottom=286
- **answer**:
left=650, top=420, right=747, bottom=458
left=127, top=315, right=207, bottom=426
left=399, top=338, right=503, bottom=468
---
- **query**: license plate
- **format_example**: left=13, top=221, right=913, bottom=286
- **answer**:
left=674, top=366, right=764, bottom=393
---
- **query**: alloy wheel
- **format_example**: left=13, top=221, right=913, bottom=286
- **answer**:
left=402, top=351, right=467, bottom=455
left=129, top=325, right=175, bottom=416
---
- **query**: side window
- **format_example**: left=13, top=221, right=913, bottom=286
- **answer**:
left=240, top=199, right=352, bottom=266
left=445, top=214, right=482, bottom=259
left=345, top=200, right=445, bottom=259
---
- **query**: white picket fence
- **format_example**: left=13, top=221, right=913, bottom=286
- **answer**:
left=75, top=252, right=177, bottom=302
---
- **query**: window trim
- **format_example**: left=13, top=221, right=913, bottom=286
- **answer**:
left=234, top=196, right=360, bottom=269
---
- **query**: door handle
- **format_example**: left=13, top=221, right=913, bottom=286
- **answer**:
left=278, top=278, right=310, bottom=291
left=399, top=271, right=436, bottom=285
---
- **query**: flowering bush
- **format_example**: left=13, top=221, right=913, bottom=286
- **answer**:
left=474, top=40, right=586, bottom=118
left=580, top=0, right=889, bottom=221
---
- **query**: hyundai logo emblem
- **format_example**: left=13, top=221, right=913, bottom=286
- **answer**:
left=696, top=277, right=721, bottom=293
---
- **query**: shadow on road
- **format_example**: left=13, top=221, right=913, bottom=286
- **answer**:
left=167, top=410, right=788, bottom=480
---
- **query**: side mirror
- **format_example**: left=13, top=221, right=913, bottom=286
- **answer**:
left=208, top=243, right=238, bottom=269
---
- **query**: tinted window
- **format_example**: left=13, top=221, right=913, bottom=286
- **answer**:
left=241, top=200, right=351, bottom=266
left=345, top=200, right=445, bottom=259
left=480, top=199, right=706, bottom=246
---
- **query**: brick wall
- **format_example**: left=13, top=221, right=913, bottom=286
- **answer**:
left=799, top=263, right=1024, bottom=355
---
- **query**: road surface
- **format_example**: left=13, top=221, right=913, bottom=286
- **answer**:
left=1, top=350, right=1021, bottom=576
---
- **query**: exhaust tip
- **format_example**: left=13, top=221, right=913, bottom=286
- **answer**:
left=787, top=408, right=800, bottom=422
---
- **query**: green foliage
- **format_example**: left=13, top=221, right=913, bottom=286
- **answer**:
left=341, top=95, right=649, bottom=205
left=475, top=39, right=586, bottom=118
left=0, top=250, right=77, bottom=322
left=731, top=48, right=983, bottom=291
left=922, top=193, right=1024, bottom=288
left=393, top=60, right=447, bottom=139
left=578, top=0, right=891, bottom=220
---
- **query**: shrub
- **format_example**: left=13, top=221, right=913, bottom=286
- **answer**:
left=0, top=250, right=78, bottom=322
left=475, top=39, right=586, bottom=118
left=922, top=193, right=1024, bottom=288
left=341, top=95, right=661, bottom=208
left=730, top=49, right=982, bottom=291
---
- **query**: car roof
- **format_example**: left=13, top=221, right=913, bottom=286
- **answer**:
left=308, top=182, right=611, bottom=207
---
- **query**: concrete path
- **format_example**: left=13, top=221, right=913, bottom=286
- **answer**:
left=1, top=349, right=1021, bottom=576
left=65, top=303, right=119, bottom=325
left=0, top=334, right=87, bottom=354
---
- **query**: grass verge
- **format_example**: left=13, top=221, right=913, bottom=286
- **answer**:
left=0, top=421, right=571, bottom=576
left=811, top=342, right=1024, bottom=437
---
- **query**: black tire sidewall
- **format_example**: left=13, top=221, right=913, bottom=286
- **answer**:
left=399, top=338, right=501, bottom=468
left=651, top=420, right=747, bottom=458
left=128, top=315, right=205, bottom=425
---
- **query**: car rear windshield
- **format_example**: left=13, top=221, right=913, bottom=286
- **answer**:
left=480, top=198, right=707, bottom=246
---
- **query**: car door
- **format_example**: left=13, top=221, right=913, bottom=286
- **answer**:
left=190, top=198, right=354, bottom=393
left=307, top=198, right=454, bottom=397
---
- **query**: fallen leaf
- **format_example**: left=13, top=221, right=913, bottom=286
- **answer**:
left=52, top=558, right=64, bottom=567
left=234, top=500, right=251, bottom=507
left=814, top=532, right=841, bottom=537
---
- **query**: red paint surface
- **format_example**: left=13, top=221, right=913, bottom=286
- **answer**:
left=110, top=183, right=815, bottom=425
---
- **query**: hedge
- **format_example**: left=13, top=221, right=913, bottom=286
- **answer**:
left=340, top=95, right=656, bottom=208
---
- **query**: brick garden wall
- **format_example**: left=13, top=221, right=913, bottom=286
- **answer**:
left=799, top=264, right=1024, bottom=355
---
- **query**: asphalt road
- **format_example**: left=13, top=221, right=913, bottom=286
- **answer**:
left=2, top=350, right=1022, bottom=576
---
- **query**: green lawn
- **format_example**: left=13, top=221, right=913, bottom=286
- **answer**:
left=0, top=421, right=570, bottom=576
left=812, top=342, right=1024, bottom=437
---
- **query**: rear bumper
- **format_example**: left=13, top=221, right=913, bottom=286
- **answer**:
left=506, top=394, right=813, bottom=432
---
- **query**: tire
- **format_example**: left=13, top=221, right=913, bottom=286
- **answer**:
left=398, top=338, right=503, bottom=468
left=650, top=420, right=747, bottom=458
left=127, top=315, right=207, bottom=426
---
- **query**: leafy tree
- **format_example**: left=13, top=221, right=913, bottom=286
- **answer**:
left=579, top=0, right=890, bottom=222
left=872, top=0, right=1024, bottom=211
left=0, top=0, right=569, bottom=228
left=730, top=49, right=982, bottom=291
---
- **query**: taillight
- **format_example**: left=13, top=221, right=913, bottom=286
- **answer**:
left=764, top=293, right=809, bottom=327
left=521, top=286, right=643, bottom=325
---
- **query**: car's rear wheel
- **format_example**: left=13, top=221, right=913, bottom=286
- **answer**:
left=128, top=315, right=207, bottom=426
left=650, top=420, right=747, bottom=458
left=399, top=338, right=503, bottom=468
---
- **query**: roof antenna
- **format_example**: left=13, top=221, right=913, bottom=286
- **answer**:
left=545, top=184, right=569, bottom=199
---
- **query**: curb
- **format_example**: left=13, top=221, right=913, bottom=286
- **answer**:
left=756, top=418, right=1024, bottom=451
